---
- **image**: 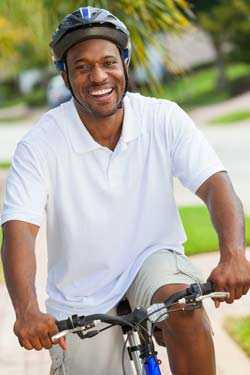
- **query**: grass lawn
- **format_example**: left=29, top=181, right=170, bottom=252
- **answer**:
left=0, top=205, right=249, bottom=283
left=210, top=110, right=250, bottom=125
left=179, top=205, right=250, bottom=256
left=146, top=63, right=250, bottom=110
left=0, top=161, right=11, bottom=170
left=0, top=114, right=29, bottom=124
left=224, top=316, right=250, bottom=357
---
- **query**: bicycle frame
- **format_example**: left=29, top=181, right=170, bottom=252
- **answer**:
left=53, top=282, right=229, bottom=375
left=143, top=356, right=162, bottom=375
left=126, top=329, right=162, bottom=375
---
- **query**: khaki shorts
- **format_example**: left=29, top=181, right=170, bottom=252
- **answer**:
left=49, top=249, right=204, bottom=375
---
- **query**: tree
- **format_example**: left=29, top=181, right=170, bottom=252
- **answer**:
left=0, top=16, right=31, bottom=76
left=0, top=0, right=191, bottom=85
left=191, top=0, right=250, bottom=91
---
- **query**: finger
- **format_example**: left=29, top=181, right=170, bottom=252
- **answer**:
left=243, top=286, right=250, bottom=295
left=58, top=337, right=67, bottom=351
left=40, top=334, right=53, bottom=350
left=30, top=337, right=43, bottom=351
left=19, top=338, right=34, bottom=350
left=234, top=287, right=244, bottom=300
left=213, top=299, right=220, bottom=309
left=52, top=336, right=67, bottom=351
left=226, top=289, right=235, bottom=304
left=54, top=337, right=67, bottom=351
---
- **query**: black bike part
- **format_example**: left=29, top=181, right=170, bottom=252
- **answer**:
left=56, top=313, right=134, bottom=332
left=163, top=282, right=214, bottom=308
left=117, top=299, right=132, bottom=316
left=76, top=330, right=99, bottom=339
left=186, top=281, right=214, bottom=296
left=128, top=345, right=142, bottom=361
left=56, top=316, right=75, bottom=331
left=129, top=307, right=148, bottom=324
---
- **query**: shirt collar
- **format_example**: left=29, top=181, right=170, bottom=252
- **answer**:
left=62, top=94, right=141, bottom=155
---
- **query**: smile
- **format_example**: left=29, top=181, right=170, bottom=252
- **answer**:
left=90, top=88, right=113, bottom=97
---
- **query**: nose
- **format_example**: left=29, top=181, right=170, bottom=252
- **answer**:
left=89, top=64, right=108, bottom=84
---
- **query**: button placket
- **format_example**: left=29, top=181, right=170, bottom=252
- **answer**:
left=107, top=142, right=128, bottom=188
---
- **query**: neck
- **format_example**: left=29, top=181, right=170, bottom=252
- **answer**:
left=75, top=101, right=124, bottom=151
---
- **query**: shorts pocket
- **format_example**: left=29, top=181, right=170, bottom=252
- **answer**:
left=174, top=252, right=204, bottom=283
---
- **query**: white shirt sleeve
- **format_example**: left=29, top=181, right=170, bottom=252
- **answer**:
left=169, top=103, right=226, bottom=192
left=1, top=141, right=48, bottom=226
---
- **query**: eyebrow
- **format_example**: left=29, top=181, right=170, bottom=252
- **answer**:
left=73, top=55, right=118, bottom=66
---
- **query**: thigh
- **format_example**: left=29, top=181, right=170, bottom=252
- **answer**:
left=49, top=308, right=132, bottom=375
left=126, top=249, right=204, bottom=310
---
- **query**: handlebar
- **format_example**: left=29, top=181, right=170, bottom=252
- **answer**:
left=53, top=282, right=229, bottom=341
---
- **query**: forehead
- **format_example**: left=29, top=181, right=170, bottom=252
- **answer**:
left=67, top=39, right=121, bottom=63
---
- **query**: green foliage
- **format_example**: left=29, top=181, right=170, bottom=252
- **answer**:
left=149, top=63, right=250, bottom=110
left=210, top=111, right=250, bottom=126
left=192, top=0, right=250, bottom=51
left=0, top=162, right=11, bottom=169
left=225, top=316, right=250, bottom=357
left=0, top=0, right=190, bottom=82
left=23, top=87, right=47, bottom=108
left=191, top=0, right=250, bottom=91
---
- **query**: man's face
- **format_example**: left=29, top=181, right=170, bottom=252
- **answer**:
left=64, top=39, right=126, bottom=118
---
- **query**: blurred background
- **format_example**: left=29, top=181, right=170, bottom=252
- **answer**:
left=0, top=1, right=250, bottom=374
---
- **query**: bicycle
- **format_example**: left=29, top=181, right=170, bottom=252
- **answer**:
left=52, top=282, right=229, bottom=375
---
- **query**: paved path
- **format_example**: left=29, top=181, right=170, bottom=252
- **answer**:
left=0, top=108, right=44, bottom=161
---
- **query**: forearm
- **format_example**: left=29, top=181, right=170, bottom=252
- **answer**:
left=1, top=221, right=65, bottom=351
left=197, top=172, right=250, bottom=304
left=207, top=184, right=245, bottom=258
left=197, top=172, right=245, bottom=258
left=1, top=221, right=40, bottom=318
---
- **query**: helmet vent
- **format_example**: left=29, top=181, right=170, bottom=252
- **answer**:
left=80, top=7, right=91, bottom=20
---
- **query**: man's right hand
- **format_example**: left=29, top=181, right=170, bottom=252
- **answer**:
left=14, top=310, right=67, bottom=351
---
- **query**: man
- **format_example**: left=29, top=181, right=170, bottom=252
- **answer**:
left=1, top=6, right=250, bottom=375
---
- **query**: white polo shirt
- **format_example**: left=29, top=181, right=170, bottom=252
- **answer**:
left=1, top=93, right=224, bottom=319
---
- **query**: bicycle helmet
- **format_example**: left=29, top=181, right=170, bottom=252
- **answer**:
left=50, top=6, right=131, bottom=72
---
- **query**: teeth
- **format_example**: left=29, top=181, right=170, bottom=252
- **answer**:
left=91, top=88, right=113, bottom=96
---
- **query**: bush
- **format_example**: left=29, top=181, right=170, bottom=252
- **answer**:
left=23, top=87, right=47, bottom=108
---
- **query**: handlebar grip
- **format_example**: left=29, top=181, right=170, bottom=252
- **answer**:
left=200, top=282, right=214, bottom=295
left=187, top=282, right=214, bottom=296
left=56, top=317, right=73, bottom=332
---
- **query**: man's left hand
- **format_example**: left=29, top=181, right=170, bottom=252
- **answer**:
left=208, top=251, right=250, bottom=307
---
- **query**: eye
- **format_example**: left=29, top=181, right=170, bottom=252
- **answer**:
left=104, top=60, right=117, bottom=68
left=76, top=64, right=91, bottom=72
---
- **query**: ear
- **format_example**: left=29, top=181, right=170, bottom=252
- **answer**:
left=61, top=71, right=70, bottom=89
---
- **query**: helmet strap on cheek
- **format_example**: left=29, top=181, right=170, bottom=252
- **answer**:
left=64, top=59, right=92, bottom=114
left=116, top=49, right=129, bottom=109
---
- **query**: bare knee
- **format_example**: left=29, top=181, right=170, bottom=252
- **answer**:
left=152, top=283, right=212, bottom=340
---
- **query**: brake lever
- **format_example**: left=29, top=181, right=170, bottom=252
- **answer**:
left=52, top=321, right=99, bottom=341
left=196, top=291, right=230, bottom=302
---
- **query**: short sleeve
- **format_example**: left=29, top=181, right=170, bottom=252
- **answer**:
left=1, top=142, right=48, bottom=226
left=169, top=104, right=226, bottom=192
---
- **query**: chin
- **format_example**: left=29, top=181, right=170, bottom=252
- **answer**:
left=93, top=108, right=119, bottom=118
left=92, top=102, right=123, bottom=118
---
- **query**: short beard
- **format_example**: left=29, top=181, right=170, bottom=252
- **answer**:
left=74, top=96, right=124, bottom=119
